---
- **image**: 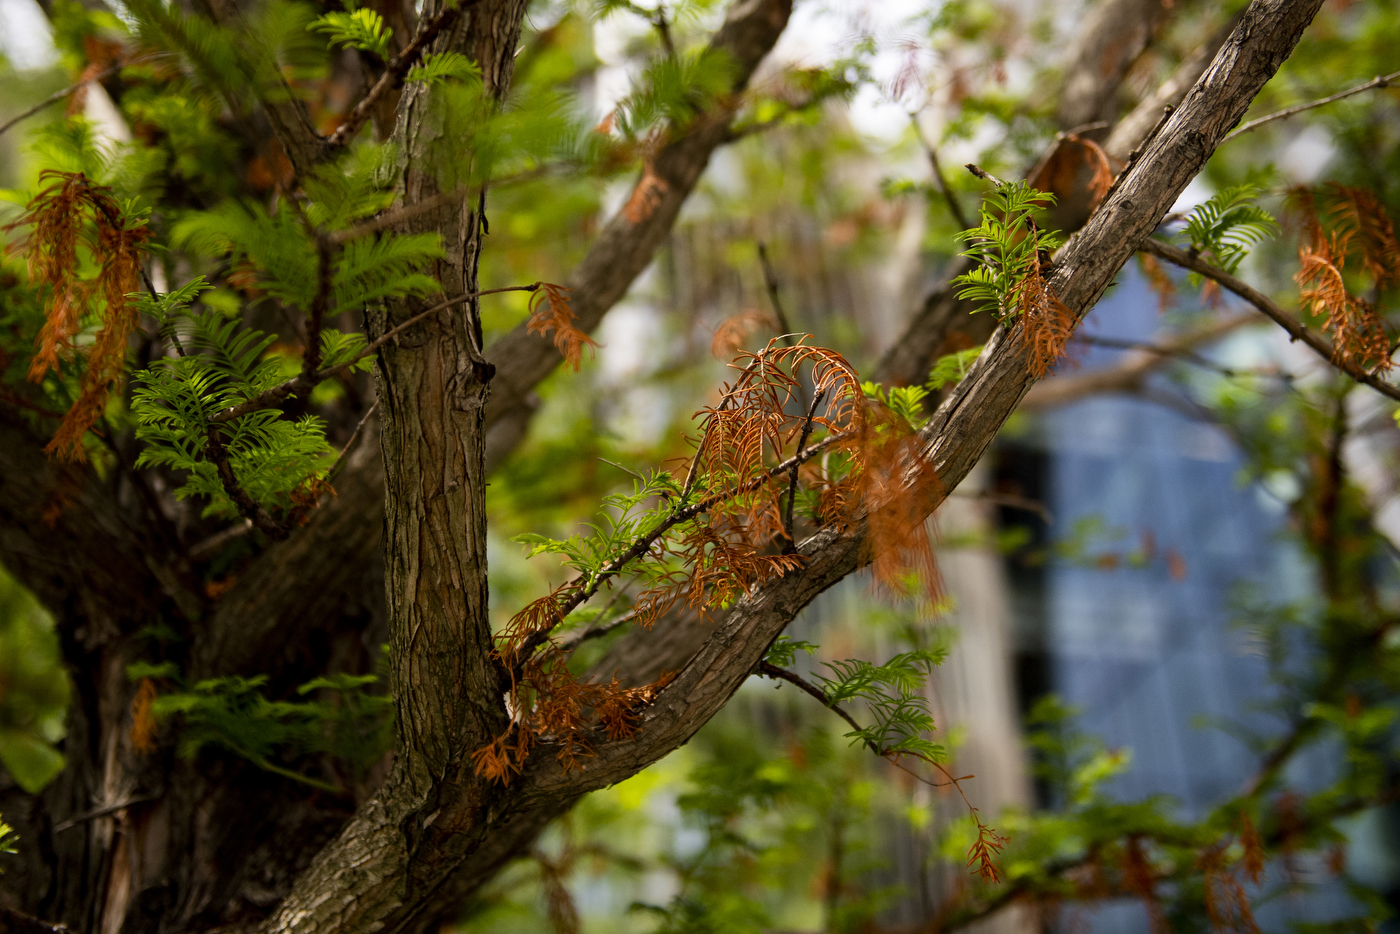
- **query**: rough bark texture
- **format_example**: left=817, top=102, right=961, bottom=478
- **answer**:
left=0, top=0, right=1326, bottom=930
left=260, top=4, right=1323, bottom=934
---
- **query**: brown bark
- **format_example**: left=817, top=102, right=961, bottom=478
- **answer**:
left=0, top=0, right=1326, bottom=930
left=259, top=5, right=1324, bottom=934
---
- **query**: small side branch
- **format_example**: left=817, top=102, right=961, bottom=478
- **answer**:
left=1140, top=238, right=1400, bottom=403
left=324, top=0, right=480, bottom=148
left=511, top=429, right=855, bottom=669
left=1221, top=70, right=1400, bottom=145
left=756, top=243, right=796, bottom=341
left=916, top=124, right=971, bottom=231
left=0, top=63, right=122, bottom=139
left=302, top=234, right=334, bottom=379
left=205, top=425, right=291, bottom=540
left=784, top=388, right=825, bottom=548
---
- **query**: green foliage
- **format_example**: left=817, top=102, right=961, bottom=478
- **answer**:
left=951, top=181, right=1061, bottom=319
left=815, top=649, right=948, bottom=762
left=308, top=9, right=391, bottom=60
left=860, top=380, right=929, bottom=430
left=406, top=51, right=482, bottom=86
left=131, top=282, right=336, bottom=520
left=511, top=471, right=684, bottom=588
left=0, top=568, right=68, bottom=795
left=612, top=49, right=734, bottom=140
left=1177, top=183, right=1278, bottom=275
left=173, top=147, right=443, bottom=315
left=763, top=636, right=818, bottom=668
left=926, top=344, right=984, bottom=391
left=0, top=815, right=15, bottom=870
left=131, top=666, right=393, bottom=792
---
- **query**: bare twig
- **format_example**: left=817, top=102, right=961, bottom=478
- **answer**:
left=756, top=243, right=796, bottom=341
left=784, top=388, right=825, bottom=547
left=327, top=399, right=380, bottom=484
left=188, top=519, right=254, bottom=561
left=205, top=424, right=291, bottom=540
left=1221, top=70, right=1400, bottom=144
left=915, top=123, right=972, bottom=231
left=302, top=235, right=334, bottom=379
left=1140, top=238, right=1400, bottom=403
left=0, top=63, right=122, bottom=139
left=324, top=0, right=481, bottom=148
left=948, top=489, right=1053, bottom=525
left=964, top=163, right=1009, bottom=188
left=53, top=796, right=158, bottom=833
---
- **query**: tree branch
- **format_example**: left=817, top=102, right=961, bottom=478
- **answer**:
left=1139, top=237, right=1400, bottom=402
left=0, top=63, right=122, bottom=139
left=1220, top=69, right=1400, bottom=145
left=1020, top=309, right=1261, bottom=410
left=482, top=0, right=794, bottom=436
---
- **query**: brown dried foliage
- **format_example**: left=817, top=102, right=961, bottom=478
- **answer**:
left=130, top=677, right=159, bottom=754
left=1238, top=811, right=1264, bottom=884
left=5, top=171, right=150, bottom=460
left=1137, top=252, right=1176, bottom=312
left=710, top=309, right=777, bottom=359
left=1289, top=183, right=1398, bottom=374
left=1068, top=135, right=1116, bottom=212
left=1013, top=259, right=1076, bottom=379
left=966, top=814, right=1008, bottom=884
left=1120, top=836, right=1167, bottom=934
left=1200, top=846, right=1261, bottom=934
left=476, top=339, right=944, bottom=783
left=527, top=283, right=599, bottom=372
left=1295, top=233, right=1391, bottom=374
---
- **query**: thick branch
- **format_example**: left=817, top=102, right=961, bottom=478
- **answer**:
left=482, top=0, right=794, bottom=434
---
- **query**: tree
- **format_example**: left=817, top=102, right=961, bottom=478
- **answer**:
left=0, top=0, right=1395, bottom=931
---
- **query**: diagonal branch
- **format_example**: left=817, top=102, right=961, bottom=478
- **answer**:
left=0, top=63, right=122, bottom=139
left=1139, top=237, right=1400, bottom=402
left=1220, top=69, right=1400, bottom=145
left=482, top=0, right=794, bottom=437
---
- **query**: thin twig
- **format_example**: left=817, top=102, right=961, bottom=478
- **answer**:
left=511, top=429, right=856, bottom=669
left=324, top=0, right=481, bottom=148
left=1140, top=237, right=1400, bottom=403
left=756, top=243, right=796, bottom=342
left=188, top=519, right=253, bottom=561
left=205, top=424, right=291, bottom=539
left=784, top=388, right=825, bottom=548
left=0, top=64, right=122, bottom=139
left=964, top=163, right=1008, bottom=187
left=327, top=398, right=380, bottom=484
left=53, top=795, right=158, bottom=833
left=208, top=283, right=541, bottom=424
left=302, top=234, right=334, bottom=379
left=914, top=122, right=972, bottom=231
left=1221, top=70, right=1400, bottom=144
